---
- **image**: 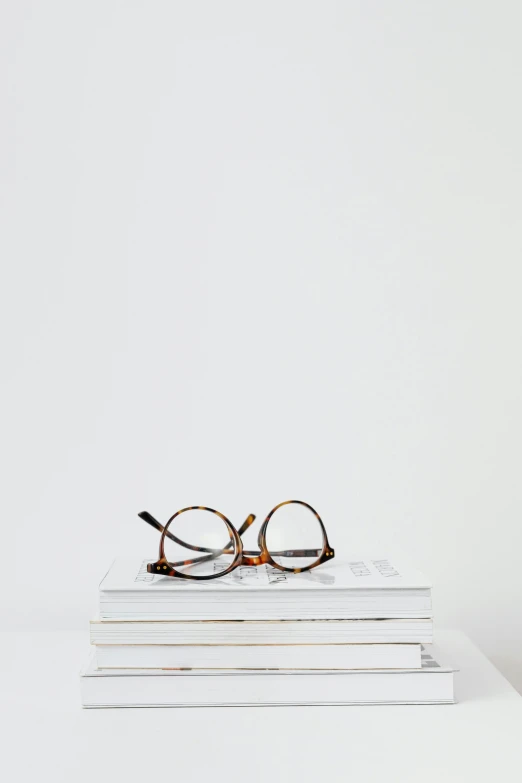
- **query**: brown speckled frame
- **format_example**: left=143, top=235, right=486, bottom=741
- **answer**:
left=139, top=500, right=335, bottom=580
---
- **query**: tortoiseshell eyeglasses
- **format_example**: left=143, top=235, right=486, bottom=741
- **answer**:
left=139, top=500, right=334, bottom=580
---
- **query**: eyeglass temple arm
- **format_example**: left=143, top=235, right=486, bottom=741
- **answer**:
left=242, top=549, right=322, bottom=557
left=166, top=547, right=324, bottom=571
left=138, top=511, right=223, bottom=554
left=237, top=513, right=256, bottom=536
left=138, top=511, right=256, bottom=555
left=165, top=547, right=323, bottom=570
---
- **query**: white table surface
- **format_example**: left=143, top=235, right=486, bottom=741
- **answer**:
left=3, top=629, right=521, bottom=783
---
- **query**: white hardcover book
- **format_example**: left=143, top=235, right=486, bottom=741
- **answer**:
left=95, top=642, right=421, bottom=670
left=80, top=646, right=455, bottom=707
left=90, top=618, right=433, bottom=645
left=99, top=558, right=432, bottom=621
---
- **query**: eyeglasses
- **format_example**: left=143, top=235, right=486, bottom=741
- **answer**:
left=138, top=500, right=334, bottom=580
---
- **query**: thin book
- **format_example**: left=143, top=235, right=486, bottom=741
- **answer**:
left=81, top=646, right=455, bottom=708
left=99, top=557, right=432, bottom=621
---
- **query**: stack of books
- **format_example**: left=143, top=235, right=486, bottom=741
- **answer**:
left=80, top=557, right=456, bottom=707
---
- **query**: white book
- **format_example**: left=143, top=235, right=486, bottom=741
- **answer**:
left=90, top=618, right=433, bottom=645
left=99, top=558, right=432, bottom=621
left=95, top=642, right=421, bottom=670
left=80, top=646, right=455, bottom=707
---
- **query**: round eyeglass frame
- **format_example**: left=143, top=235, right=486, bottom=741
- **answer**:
left=147, top=499, right=334, bottom=580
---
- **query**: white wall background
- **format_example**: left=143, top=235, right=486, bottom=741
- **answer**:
left=2, top=1, right=521, bottom=691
